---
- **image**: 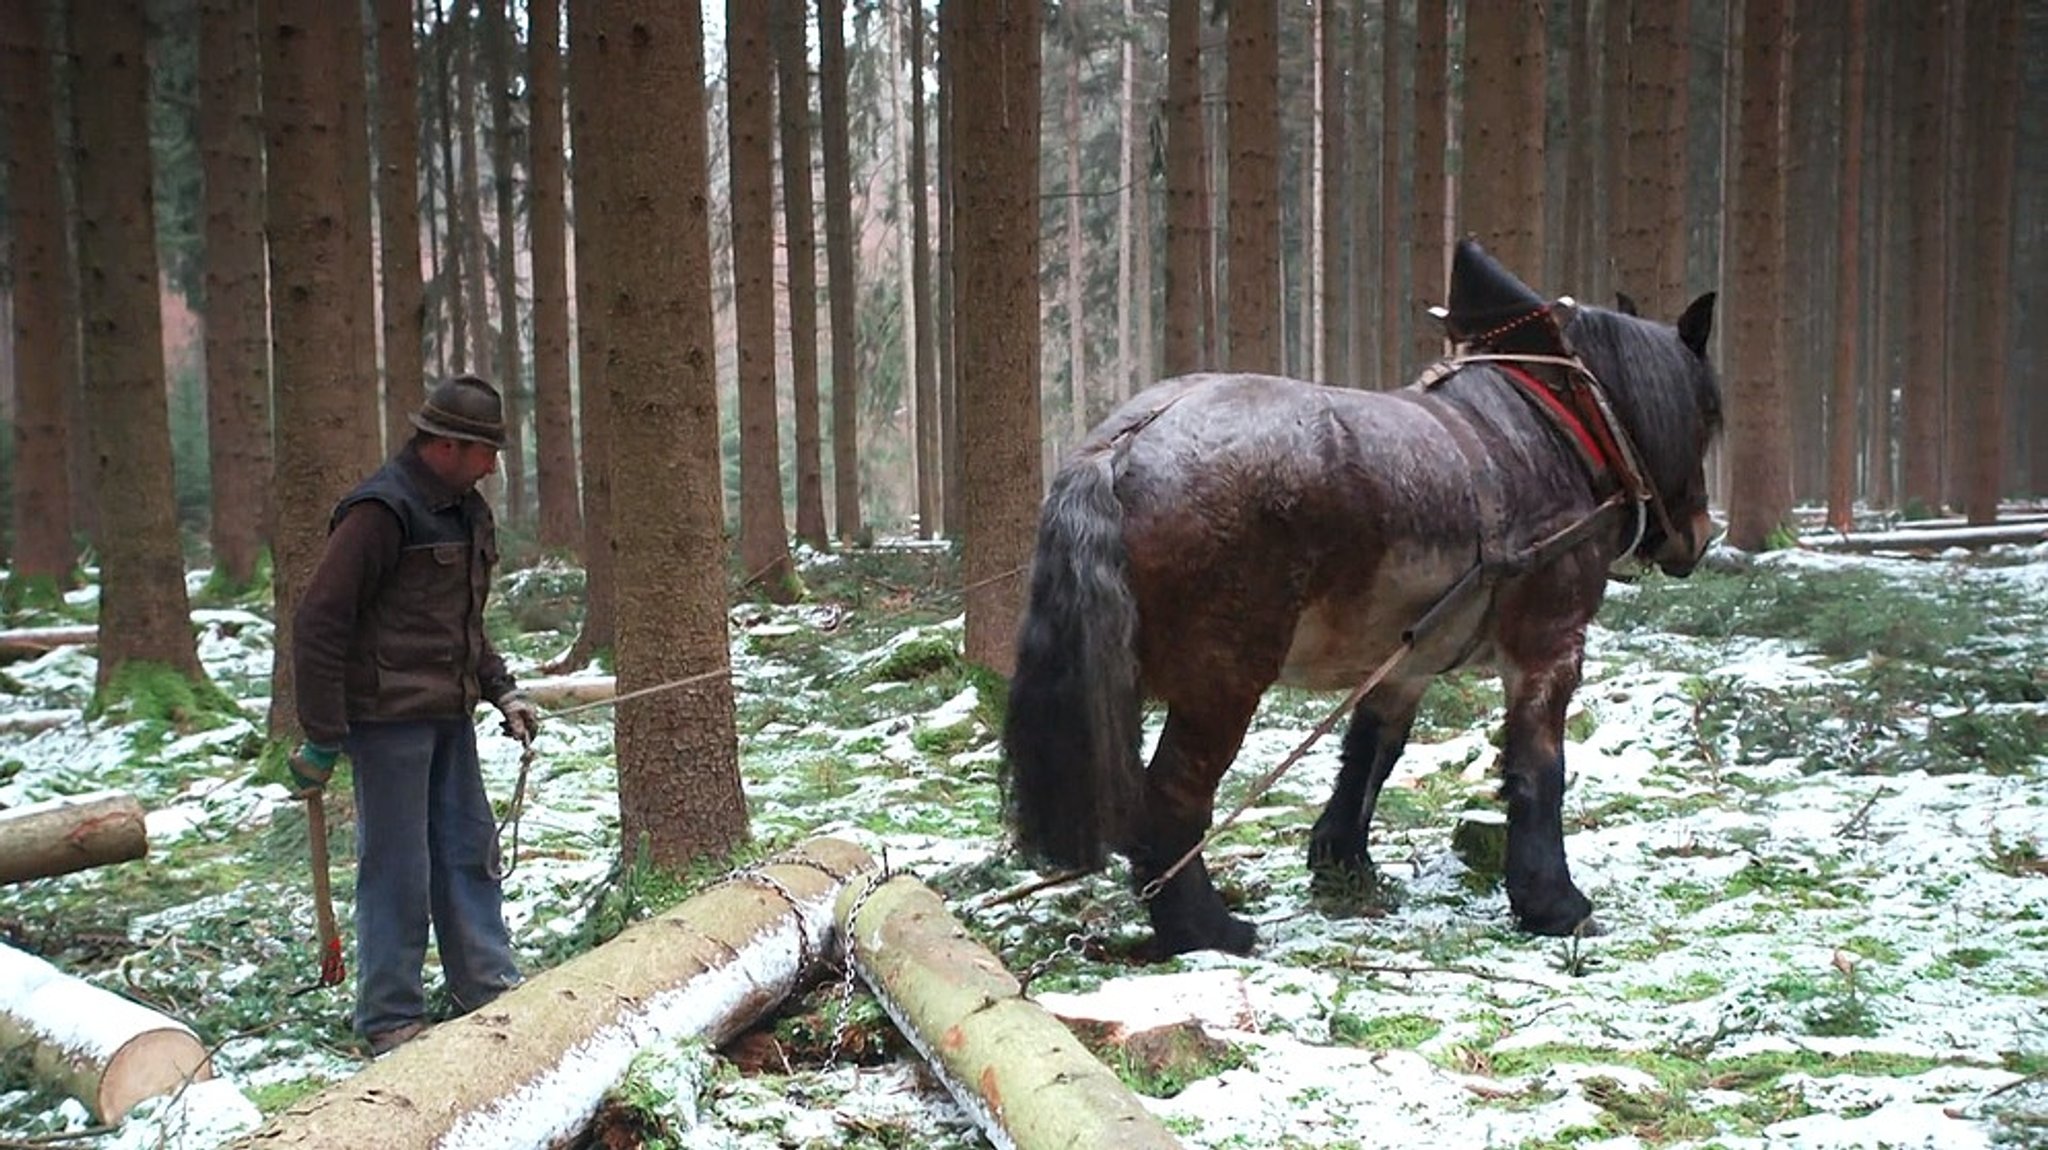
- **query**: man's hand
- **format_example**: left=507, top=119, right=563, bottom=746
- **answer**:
left=290, top=742, right=341, bottom=797
left=495, top=690, right=540, bottom=746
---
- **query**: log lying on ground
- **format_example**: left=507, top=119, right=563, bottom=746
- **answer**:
left=231, top=836, right=876, bottom=1150
left=836, top=873, right=1186, bottom=1150
left=0, top=623, right=100, bottom=660
left=515, top=674, right=616, bottom=711
left=0, top=709, right=77, bottom=735
left=0, top=942, right=214, bottom=1122
left=1804, top=521, right=2048, bottom=553
left=0, top=790, right=148, bottom=886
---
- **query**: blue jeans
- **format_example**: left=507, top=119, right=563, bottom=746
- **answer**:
left=344, top=718, right=521, bottom=1038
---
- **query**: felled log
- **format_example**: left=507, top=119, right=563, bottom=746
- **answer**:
left=0, top=709, right=77, bottom=735
left=0, top=790, right=148, bottom=886
left=230, top=835, right=876, bottom=1150
left=836, top=874, right=1186, bottom=1150
left=0, top=942, right=214, bottom=1122
left=0, top=623, right=99, bottom=659
left=515, top=674, right=616, bottom=711
left=1804, top=521, right=2048, bottom=553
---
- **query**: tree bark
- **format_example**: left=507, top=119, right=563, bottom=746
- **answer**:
left=1408, top=0, right=1447, bottom=373
left=936, top=5, right=962, bottom=534
left=820, top=0, right=863, bottom=542
left=375, top=0, right=427, bottom=462
left=528, top=0, right=581, bottom=552
left=585, top=1, right=747, bottom=868
left=837, top=874, right=1186, bottom=1150
left=729, top=0, right=795, bottom=599
left=455, top=0, right=492, bottom=383
left=1826, top=0, right=1867, bottom=533
left=1899, top=1, right=1948, bottom=517
left=1724, top=0, right=1793, bottom=550
left=1062, top=14, right=1087, bottom=450
left=0, top=0, right=81, bottom=596
left=1316, top=0, right=1345, bottom=385
left=71, top=0, right=208, bottom=693
left=1459, top=3, right=1546, bottom=283
left=910, top=0, right=941, bottom=538
left=1162, top=0, right=1203, bottom=377
left=335, top=0, right=383, bottom=469
left=0, top=942, right=214, bottom=1123
left=1225, top=0, right=1279, bottom=373
left=1963, top=0, right=2019, bottom=526
left=201, top=0, right=280, bottom=587
left=774, top=0, right=828, bottom=549
left=0, top=791, right=147, bottom=886
left=264, top=0, right=368, bottom=738
left=1378, top=0, right=1404, bottom=386
left=229, top=838, right=875, bottom=1149
left=949, top=0, right=1041, bottom=676
left=484, top=0, right=526, bottom=525
left=555, top=0, right=615, bottom=671
left=437, top=0, right=469, bottom=373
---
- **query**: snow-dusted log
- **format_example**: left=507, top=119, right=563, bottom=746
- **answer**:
left=0, top=623, right=100, bottom=658
left=836, top=874, right=1186, bottom=1150
left=1804, top=522, right=2048, bottom=553
left=0, top=942, right=214, bottom=1123
left=515, top=674, right=616, bottom=710
left=230, top=836, right=876, bottom=1150
left=0, top=709, right=76, bottom=735
left=0, top=790, right=148, bottom=886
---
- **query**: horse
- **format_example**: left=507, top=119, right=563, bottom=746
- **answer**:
left=1001, top=294, right=1721, bottom=958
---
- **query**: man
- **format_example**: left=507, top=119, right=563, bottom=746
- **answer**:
left=289, top=375, right=538, bottom=1056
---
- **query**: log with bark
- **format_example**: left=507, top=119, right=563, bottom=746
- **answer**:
left=228, top=835, right=876, bottom=1150
left=836, top=873, right=1186, bottom=1150
left=0, top=623, right=100, bottom=661
left=0, top=941, right=214, bottom=1122
left=0, top=708, right=77, bottom=735
left=0, top=790, right=148, bottom=886
left=1803, top=521, right=2048, bottom=553
left=514, top=673, right=616, bottom=711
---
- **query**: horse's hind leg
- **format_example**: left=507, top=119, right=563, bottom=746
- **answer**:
left=1307, top=682, right=1424, bottom=892
left=1132, top=699, right=1262, bottom=958
left=1498, top=656, right=1596, bottom=935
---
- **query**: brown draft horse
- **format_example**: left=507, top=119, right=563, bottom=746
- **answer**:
left=1001, top=294, right=1721, bottom=957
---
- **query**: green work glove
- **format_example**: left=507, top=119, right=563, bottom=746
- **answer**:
left=289, top=741, right=341, bottom=797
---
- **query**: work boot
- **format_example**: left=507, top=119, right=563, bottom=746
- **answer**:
left=366, top=1020, right=427, bottom=1057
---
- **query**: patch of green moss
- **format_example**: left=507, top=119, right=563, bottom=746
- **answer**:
left=866, top=633, right=960, bottom=682
left=88, top=660, right=239, bottom=727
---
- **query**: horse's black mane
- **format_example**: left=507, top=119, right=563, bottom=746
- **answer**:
left=1560, top=305, right=1724, bottom=506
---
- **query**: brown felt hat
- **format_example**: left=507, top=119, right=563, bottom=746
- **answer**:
left=409, top=375, right=506, bottom=448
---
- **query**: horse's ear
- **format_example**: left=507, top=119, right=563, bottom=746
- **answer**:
left=1615, top=291, right=1639, bottom=317
left=1677, top=292, right=1716, bottom=358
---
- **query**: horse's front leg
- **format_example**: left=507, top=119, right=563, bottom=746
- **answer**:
left=1498, top=656, right=1596, bottom=935
left=1308, top=682, right=1424, bottom=891
left=1132, top=701, right=1261, bottom=958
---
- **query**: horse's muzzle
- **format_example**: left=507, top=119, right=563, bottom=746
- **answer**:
left=1654, top=508, right=1718, bottom=576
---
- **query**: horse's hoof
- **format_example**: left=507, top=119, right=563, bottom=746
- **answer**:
left=1148, top=915, right=1258, bottom=960
left=1514, top=892, right=1597, bottom=937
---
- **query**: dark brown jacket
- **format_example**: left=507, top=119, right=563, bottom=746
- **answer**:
left=293, top=445, right=514, bottom=745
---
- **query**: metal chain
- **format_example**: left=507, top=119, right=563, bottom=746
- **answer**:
left=1014, top=930, right=1091, bottom=997
left=826, top=864, right=897, bottom=1066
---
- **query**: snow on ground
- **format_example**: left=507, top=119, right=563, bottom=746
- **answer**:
left=0, top=541, right=2044, bottom=1148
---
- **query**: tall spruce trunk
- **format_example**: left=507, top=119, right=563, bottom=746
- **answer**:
left=774, top=0, right=828, bottom=549
left=2, top=0, right=81, bottom=595
left=71, top=0, right=207, bottom=695
left=820, top=0, right=862, bottom=541
left=528, top=0, right=581, bottom=552
left=376, top=0, right=427, bottom=457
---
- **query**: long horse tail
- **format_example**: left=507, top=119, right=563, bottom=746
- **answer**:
left=1002, top=453, right=1145, bottom=872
